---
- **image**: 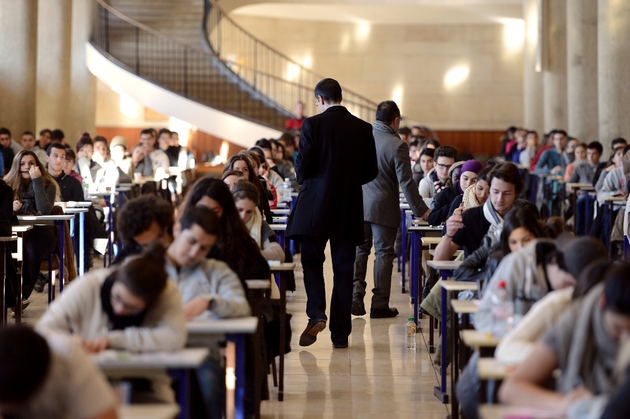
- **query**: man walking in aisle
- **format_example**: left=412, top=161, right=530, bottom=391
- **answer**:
left=352, top=100, right=431, bottom=318
left=287, top=78, right=378, bottom=349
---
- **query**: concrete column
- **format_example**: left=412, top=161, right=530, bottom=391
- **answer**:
left=566, top=0, right=598, bottom=142
left=68, top=0, right=96, bottom=145
left=598, top=0, right=630, bottom=154
left=542, top=0, right=568, bottom=132
left=36, top=0, right=73, bottom=135
left=0, top=1, right=38, bottom=135
left=523, top=0, right=544, bottom=134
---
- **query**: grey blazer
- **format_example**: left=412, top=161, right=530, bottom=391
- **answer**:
left=362, top=126, right=429, bottom=228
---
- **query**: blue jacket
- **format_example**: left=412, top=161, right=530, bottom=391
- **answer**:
left=534, top=148, right=563, bottom=175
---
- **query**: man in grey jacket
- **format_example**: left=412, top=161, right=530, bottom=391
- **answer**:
left=352, top=101, right=431, bottom=318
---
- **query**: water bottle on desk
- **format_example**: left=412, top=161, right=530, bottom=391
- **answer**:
left=82, top=180, right=90, bottom=200
left=406, top=317, right=416, bottom=350
left=282, top=178, right=291, bottom=202
left=489, top=280, right=514, bottom=337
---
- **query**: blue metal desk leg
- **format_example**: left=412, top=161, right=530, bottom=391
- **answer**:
left=397, top=208, right=404, bottom=276
left=227, top=333, right=246, bottom=419
left=411, top=230, right=419, bottom=325
left=168, top=369, right=190, bottom=419
left=401, top=210, right=407, bottom=293
left=79, top=211, right=85, bottom=275
left=58, top=221, right=65, bottom=294
left=434, top=285, right=449, bottom=403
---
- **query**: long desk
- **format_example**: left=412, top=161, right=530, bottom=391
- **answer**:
left=269, top=262, right=294, bottom=403
left=63, top=207, right=88, bottom=275
left=17, top=214, right=75, bottom=303
left=407, top=225, right=443, bottom=326
left=187, top=316, right=258, bottom=419
left=94, top=348, right=209, bottom=419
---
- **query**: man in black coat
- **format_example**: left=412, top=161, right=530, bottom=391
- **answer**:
left=286, top=78, right=378, bottom=349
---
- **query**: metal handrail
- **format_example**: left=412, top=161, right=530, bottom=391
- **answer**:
left=203, top=0, right=378, bottom=123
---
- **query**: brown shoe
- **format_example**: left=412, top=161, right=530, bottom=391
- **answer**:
left=299, top=320, right=326, bottom=347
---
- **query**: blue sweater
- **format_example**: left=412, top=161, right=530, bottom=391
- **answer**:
left=534, top=148, right=563, bottom=175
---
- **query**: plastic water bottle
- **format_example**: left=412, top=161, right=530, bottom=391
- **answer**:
left=406, top=317, right=416, bottom=350
left=490, top=280, right=514, bottom=337
left=282, top=178, right=292, bottom=202
left=82, top=180, right=90, bottom=200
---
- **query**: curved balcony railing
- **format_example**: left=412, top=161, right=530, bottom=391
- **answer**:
left=203, top=0, right=378, bottom=123
left=91, top=0, right=295, bottom=130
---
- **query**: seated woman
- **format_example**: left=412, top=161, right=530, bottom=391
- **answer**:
left=5, top=150, right=60, bottom=300
left=427, top=159, right=483, bottom=226
left=180, top=176, right=270, bottom=282
left=498, top=262, right=630, bottom=414
left=448, top=165, right=492, bottom=218
left=456, top=259, right=611, bottom=419
left=36, top=244, right=186, bottom=403
left=224, top=153, right=273, bottom=224
left=232, top=180, right=284, bottom=262
left=221, top=169, right=245, bottom=191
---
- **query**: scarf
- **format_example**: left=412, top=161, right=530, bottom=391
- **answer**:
left=482, top=199, right=504, bottom=245
left=462, top=184, right=482, bottom=209
left=244, top=207, right=263, bottom=248
left=558, top=283, right=618, bottom=395
left=372, top=121, right=401, bottom=139
left=100, top=275, right=147, bottom=331
left=16, top=182, right=39, bottom=215
left=431, top=169, right=450, bottom=195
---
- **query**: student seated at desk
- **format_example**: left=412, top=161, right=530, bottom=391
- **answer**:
left=36, top=245, right=186, bottom=403
left=231, top=180, right=285, bottom=262
left=114, top=195, right=174, bottom=264
left=180, top=177, right=270, bottom=283
left=5, top=150, right=60, bottom=301
left=166, top=206, right=250, bottom=419
left=0, top=327, right=118, bottom=419
left=498, top=263, right=630, bottom=416
left=455, top=259, right=610, bottom=419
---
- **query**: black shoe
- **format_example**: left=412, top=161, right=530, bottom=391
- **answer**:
left=333, top=341, right=349, bottom=349
left=34, top=274, right=47, bottom=293
left=299, top=320, right=326, bottom=347
left=351, top=294, right=366, bottom=316
left=370, top=307, right=399, bottom=319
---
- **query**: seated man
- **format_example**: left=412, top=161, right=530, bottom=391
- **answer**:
left=499, top=262, right=630, bottom=414
left=0, top=327, right=118, bottom=419
left=47, top=143, right=83, bottom=202
left=36, top=245, right=186, bottom=402
left=114, top=195, right=174, bottom=264
left=433, top=161, right=524, bottom=260
left=418, top=145, right=457, bottom=207
left=166, top=206, right=250, bottom=418
left=21, top=130, right=47, bottom=163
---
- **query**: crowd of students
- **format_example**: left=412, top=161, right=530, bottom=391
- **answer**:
left=1, top=115, right=630, bottom=419
left=402, top=124, right=630, bottom=418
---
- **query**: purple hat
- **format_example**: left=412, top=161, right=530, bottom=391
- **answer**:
left=460, top=159, right=483, bottom=175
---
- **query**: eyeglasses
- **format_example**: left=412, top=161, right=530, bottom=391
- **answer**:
left=436, top=163, right=453, bottom=170
left=111, top=291, right=144, bottom=316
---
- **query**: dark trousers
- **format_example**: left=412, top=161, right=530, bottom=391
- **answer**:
left=22, top=226, right=56, bottom=300
left=301, top=234, right=356, bottom=345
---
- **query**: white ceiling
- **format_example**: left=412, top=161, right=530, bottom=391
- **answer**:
left=229, top=1, right=523, bottom=25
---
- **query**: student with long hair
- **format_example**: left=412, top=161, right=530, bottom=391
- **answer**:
left=224, top=153, right=273, bottom=223
left=179, top=176, right=270, bottom=282
left=5, top=150, right=60, bottom=300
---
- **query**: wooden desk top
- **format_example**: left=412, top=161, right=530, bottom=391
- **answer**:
left=441, top=280, right=478, bottom=292
left=272, top=216, right=288, bottom=223
left=11, top=225, right=33, bottom=233
left=273, top=209, right=291, bottom=215
left=479, top=405, right=565, bottom=419
left=408, top=225, right=443, bottom=232
left=477, top=358, right=518, bottom=380
left=56, top=201, right=92, bottom=207
left=0, top=236, right=17, bottom=242
left=269, top=224, right=287, bottom=231
left=451, top=299, right=479, bottom=314
left=63, top=208, right=89, bottom=214
left=187, top=316, right=258, bottom=334
left=245, top=279, right=270, bottom=289
left=119, top=404, right=180, bottom=419
left=399, top=203, right=410, bottom=210
left=421, top=237, right=442, bottom=246
left=18, top=215, right=75, bottom=222
left=462, top=330, right=501, bottom=349
left=603, top=196, right=627, bottom=202
left=269, top=262, right=296, bottom=271
left=566, top=183, right=594, bottom=189
left=428, top=260, right=462, bottom=271
left=94, top=348, right=209, bottom=370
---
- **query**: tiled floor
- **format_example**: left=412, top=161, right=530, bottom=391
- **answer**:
left=19, top=249, right=451, bottom=418
left=261, top=245, right=450, bottom=419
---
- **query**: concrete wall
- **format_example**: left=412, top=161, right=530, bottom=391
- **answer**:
left=231, top=15, right=524, bottom=130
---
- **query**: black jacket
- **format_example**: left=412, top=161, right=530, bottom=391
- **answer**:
left=427, top=183, right=460, bottom=226
left=286, top=106, right=378, bottom=244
